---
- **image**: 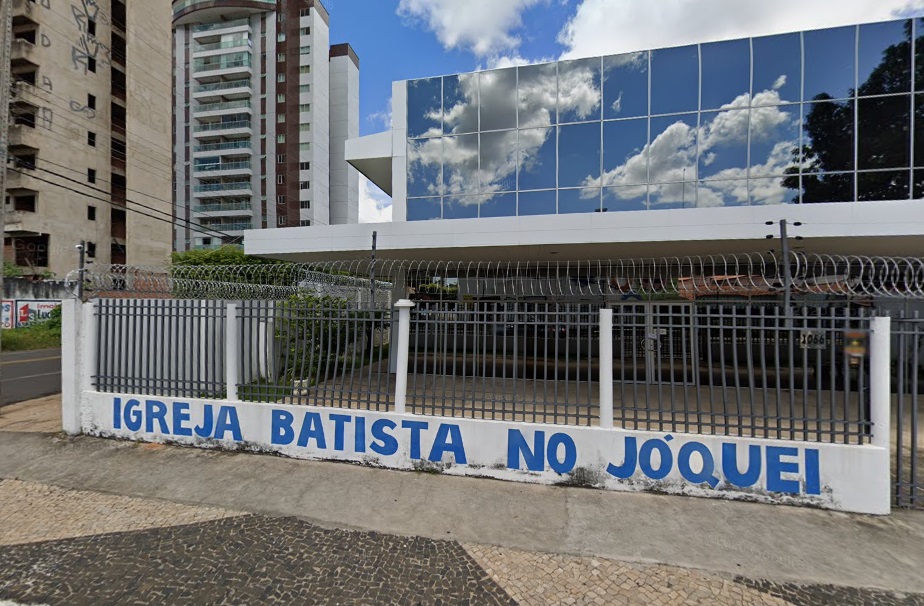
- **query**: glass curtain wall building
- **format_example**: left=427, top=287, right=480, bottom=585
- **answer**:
left=406, top=19, right=921, bottom=221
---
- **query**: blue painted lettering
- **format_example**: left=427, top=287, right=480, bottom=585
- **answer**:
left=804, top=449, right=821, bottom=495
left=145, top=400, right=169, bottom=434
left=402, top=420, right=429, bottom=460
left=370, top=419, right=398, bottom=456
left=507, top=429, right=544, bottom=471
left=638, top=436, right=674, bottom=480
left=213, top=406, right=242, bottom=441
left=271, top=410, right=295, bottom=445
left=355, top=416, right=367, bottom=453
left=194, top=405, right=213, bottom=438
left=546, top=433, right=576, bottom=474
left=428, top=424, right=466, bottom=465
left=172, top=402, right=192, bottom=437
left=113, top=397, right=122, bottom=429
left=766, top=446, right=800, bottom=494
left=124, top=399, right=142, bottom=431
left=721, top=443, right=761, bottom=488
left=678, top=442, right=719, bottom=488
left=606, top=437, right=638, bottom=479
left=296, top=412, right=326, bottom=448
left=330, top=414, right=353, bottom=451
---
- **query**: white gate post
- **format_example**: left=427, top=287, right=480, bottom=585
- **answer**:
left=869, top=316, right=891, bottom=451
left=393, top=299, right=416, bottom=414
left=225, top=303, right=239, bottom=401
left=599, top=308, right=614, bottom=429
left=61, top=299, right=82, bottom=434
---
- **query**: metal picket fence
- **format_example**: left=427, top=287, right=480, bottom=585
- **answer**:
left=94, top=299, right=228, bottom=398
left=235, top=300, right=393, bottom=411
left=892, top=314, right=924, bottom=508
left=406, top=301, right=601, bottom=425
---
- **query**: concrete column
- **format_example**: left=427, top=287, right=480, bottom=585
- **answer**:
left=61, top=300, right=82, bottom=434
left=226, top=303, right=239, bottom=401
left=599, top=308, right=614, bottom=429
left=869, top=316, right=891, bottom=451
left=393, top=299, right=416, bottom=414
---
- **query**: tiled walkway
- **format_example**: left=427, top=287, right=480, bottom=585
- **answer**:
left=1, top=478, right=922, bottom=605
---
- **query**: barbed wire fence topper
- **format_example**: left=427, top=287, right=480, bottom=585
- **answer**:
left=66, top=252, right=924, bottom=302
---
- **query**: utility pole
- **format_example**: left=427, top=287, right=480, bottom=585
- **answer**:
left=766, top=219, right=803, bottom=327
left=0, top=0, right=13, bottom=409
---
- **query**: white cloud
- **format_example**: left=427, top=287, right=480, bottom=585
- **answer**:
left=398, top=0, right=545, bottom=57
left=359, top=176, right=393, bottom=223
left=559, top=0, right=924, bottom=60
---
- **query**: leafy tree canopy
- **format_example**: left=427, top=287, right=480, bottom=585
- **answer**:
left=170, top=245, right=284, bottom=267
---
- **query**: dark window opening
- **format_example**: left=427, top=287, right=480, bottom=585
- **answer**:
left=88, top=57, right=96, bottom=73
left=86, top=242, right=96, bottom=258
left=88, top=94, right=96, bottom=110
left=88, top=131, right=96, bottom=147
left=87, top=168, right=96, bottom=183
left=87, top=19, right=96, bottom=37
left=88, top=206, right=97, bottom=221
left=12, top=195, right=36, bottom=212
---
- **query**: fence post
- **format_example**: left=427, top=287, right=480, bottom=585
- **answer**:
left=225, top=303, right=239, bottom=401
left=393, top=299, right=416, bottom=414
left=599, top=308, right=614, bottom=429
left=869, top=316, right=891, bottom=451
left=61, top=299, right=82, bottom=434
left=81, top=300, right=97, bottom=395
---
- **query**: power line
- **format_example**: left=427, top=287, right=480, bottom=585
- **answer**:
left=6, top=114, right=175, bottom=184
left=15, top=81, right=176, bottom=159
left=8, top=164, right=239, bottom=242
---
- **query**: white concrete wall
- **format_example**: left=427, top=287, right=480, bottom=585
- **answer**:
left=329, top=54, right=360, bottom=225
left=391, top=80, right=408, bottom=222
left=307, top=11, right=330, bottom=225
left=76, top=392, right=891, bottom=515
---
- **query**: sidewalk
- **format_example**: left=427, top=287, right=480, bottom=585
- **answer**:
left=1, top=395, right=923, bottom=605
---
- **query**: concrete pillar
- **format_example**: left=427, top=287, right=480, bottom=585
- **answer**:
left=599, top=308, right=614, bottom=429
left=226, top=303, right=239, bottom=401
left=393, top=299, right=416, bottom=414
left=869, top=316, right=891, bottom=451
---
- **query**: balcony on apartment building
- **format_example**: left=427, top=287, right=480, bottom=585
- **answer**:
left=193, top=99, right=253, bottom=119
left=191, top=51, right=252, bottom=79
left=4, top=193, right=43, bottom=237
left=199, top=220, right=254, bottom=234
left=192, top=78, right=253, bottom=101
left=192, top=115, right=252, bottom=138
left=191, top=199, right=254, bottom=217
left=193, top=179, right=252, bottom=197
left=7, top=123, right=41, bottom=149
left=192, top=33, right=252, bottom=59
left=192, top=139, right=253, bottom=158
left=193, top=159, right=253, bottom=178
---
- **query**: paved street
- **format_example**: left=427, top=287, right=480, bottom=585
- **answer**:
left=0, top=395, right=923, bottom=605
left=0, top=348, right=61, bottom=407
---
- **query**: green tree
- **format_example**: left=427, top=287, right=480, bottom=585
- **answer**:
left=783, top=21, right=916, bottom=202
left=170, top=245, right=283, bottom=267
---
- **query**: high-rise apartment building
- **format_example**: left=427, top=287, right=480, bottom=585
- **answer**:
left=4, top=0, right=173, bottom=277
left=171, top=0, right=359, bottom=252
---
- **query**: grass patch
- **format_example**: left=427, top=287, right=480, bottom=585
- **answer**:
left=1, top=308, right=62, bottom=351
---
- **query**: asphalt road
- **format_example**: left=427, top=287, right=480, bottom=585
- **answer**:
left=0, top=348, right=62, bottom=407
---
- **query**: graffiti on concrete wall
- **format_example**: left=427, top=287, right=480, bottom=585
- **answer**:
left=70, top=0, right=111, bottom=74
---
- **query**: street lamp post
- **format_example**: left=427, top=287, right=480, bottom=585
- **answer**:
left=766, top=219, right=803, bottom=326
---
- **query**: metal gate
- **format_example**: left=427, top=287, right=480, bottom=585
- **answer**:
left=611, top=302, right=695, bottom=385
left=893, top=315, right=923, bottom=508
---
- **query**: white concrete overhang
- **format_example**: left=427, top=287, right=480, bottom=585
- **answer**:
left=345, top=132, right=392, bottom=195
left=245, top=199, right=924, bottom=263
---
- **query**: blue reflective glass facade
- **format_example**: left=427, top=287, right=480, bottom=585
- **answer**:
left=406, top=19, right=919, bottom=220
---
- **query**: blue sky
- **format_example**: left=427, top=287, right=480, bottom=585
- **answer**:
left=326, top=0, right=924, bottom=222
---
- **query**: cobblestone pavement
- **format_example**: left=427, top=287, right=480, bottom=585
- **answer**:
left=0, top=478, right=922, bottom=605
left=0, top=479, right=240, bottom=547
